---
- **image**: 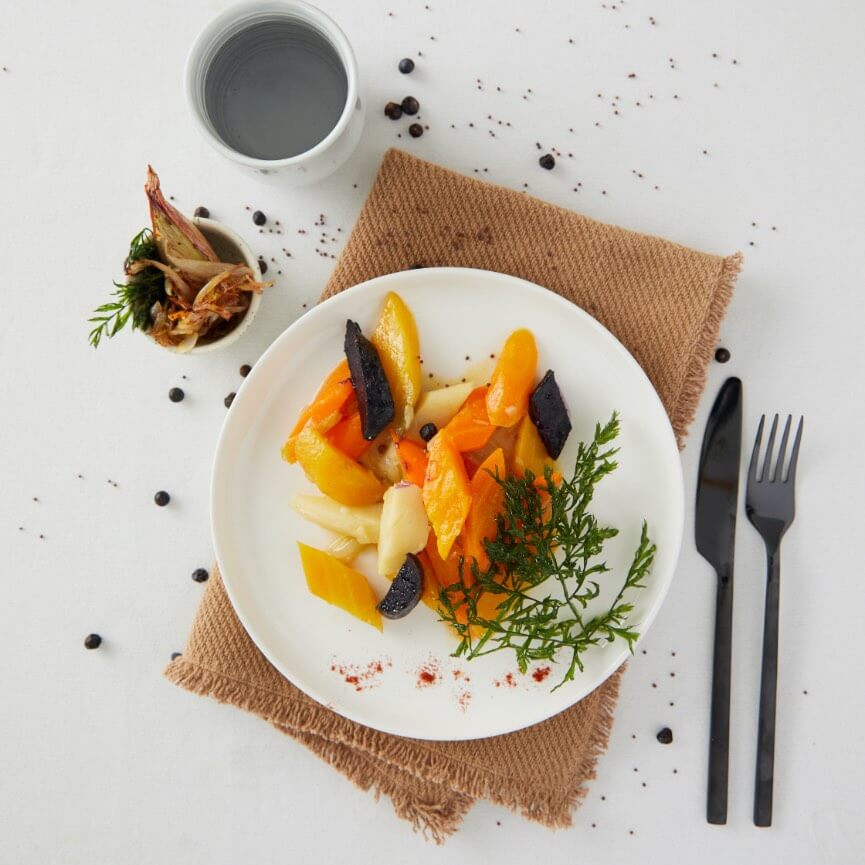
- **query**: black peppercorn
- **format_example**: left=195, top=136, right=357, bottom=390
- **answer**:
left=385, top=101, right=403, bottom=120
left=398, top=57, right=415, bottom=73
left=419, top=423, right=438, bottom=442
left=239, top=364, right=252, bottom=377
left=84, top=633, right=102, bottom=650
left=168, top=387, right=185, bottom=403
left=258, top=258, right=268, bottom=275
left=192, top=568, right=209, bottom=583
left=657, top=727, right=674, bottom=745
left=539, top=153, right=555, bottom=170
left=154, top=490, right=170, bottom=506
left=170, top=652, right=182, bottom=660
left=401, top=96, right=419, bottom=115
left=252, top=210, right=267, bottom=226
left=224, top=392, right=236, bottom=408
left=714, top=347, right=731, bottom=363
left=409, top=123, right=423, bottom=138
left=193, top=206, right=210, bottom=219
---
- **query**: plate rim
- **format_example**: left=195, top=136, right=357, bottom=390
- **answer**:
left=210, top=266, right=685, bottom=740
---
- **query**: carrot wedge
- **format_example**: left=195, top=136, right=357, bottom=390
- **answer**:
left=463, top=448, right=506, bottom=571
left=423, top=430, right=472, bottom=560
left=486, top=329, right=538, bottom=427
left=391, top=432, right=429, bottom=486
left=283, top=360, right=354, bottom=463
left=442, top=386, right=496, bottom=452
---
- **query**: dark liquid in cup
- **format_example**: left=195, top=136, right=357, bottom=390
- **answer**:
left=204, top=18, right=348, bottom=160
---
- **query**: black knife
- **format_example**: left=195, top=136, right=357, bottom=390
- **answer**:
left=695, top=377, right=743, bottom=825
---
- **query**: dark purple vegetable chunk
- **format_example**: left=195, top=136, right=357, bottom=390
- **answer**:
left=344, top=320, right=395, bottom=440
left=528, top=369, right=572, bottom=459
left=377, top=553, right=423, bottom=619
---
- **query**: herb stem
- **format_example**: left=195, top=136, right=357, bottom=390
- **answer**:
left=437, top=413, right=656, bottom=689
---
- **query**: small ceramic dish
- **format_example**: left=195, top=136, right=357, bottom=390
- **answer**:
left=146, top=217, right=262, bottom=355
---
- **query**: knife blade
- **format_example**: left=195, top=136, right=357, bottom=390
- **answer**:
left=696, top=376, right=742, bottom=825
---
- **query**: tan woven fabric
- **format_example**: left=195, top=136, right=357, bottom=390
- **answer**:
left=165, top=149, right=741, bottom=842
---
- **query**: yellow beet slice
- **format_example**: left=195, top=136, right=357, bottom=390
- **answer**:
left=295, top=422, right=387, bottom=506
left=371, top=292, right=422, bottom=431
left=297, top=542, right=382, bottom=631
left=513, top=414, right=557, bottom=480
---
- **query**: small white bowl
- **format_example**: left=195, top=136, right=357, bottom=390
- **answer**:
left=146, top=217, right=263, bottom=355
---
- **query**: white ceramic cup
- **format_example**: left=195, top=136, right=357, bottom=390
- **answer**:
left=185, top=0, right=363, bottom=185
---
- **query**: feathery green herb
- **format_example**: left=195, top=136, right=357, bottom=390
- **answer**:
left=437, top=413, right=656, bottom=690
left=88, top=229, right=165, bottom=347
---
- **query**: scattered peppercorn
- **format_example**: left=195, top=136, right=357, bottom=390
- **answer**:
left=657, top=727, right=674, bottom=744
left=715, top=347, right=731, bottom=363
left=409, top=123, right=424, bottom=138
left=258, top=258, right=268, bottom=274
left=154, top=490, right=170, bottom=507
left=193, top=206, right=209, bottom=219
left=84, top=633, right=102, bottom=650
left=168, top=387, right=185, bottom=403
left=419, top=423, right=438, bottom=442
left=398, top=57, right=415, bottom=73
left=401, top=96, right=419, bottom=115
left=171, top=652, right=182, bottom=660
left=252, top=210, right=267, bottom=226
left=384, top=101, right=403, bottom=120
left=239, top=364, right=252, bottom=377
left=539, top=153, right=555, bottom=170
left=224, top=392, right=236, bottom=408
left=192, top=568, right=209, bottom=583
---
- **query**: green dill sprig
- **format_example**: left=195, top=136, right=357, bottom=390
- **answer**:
left=437, top=413, right=656, bottom=690
left=88, top=228, right=166, bottom=348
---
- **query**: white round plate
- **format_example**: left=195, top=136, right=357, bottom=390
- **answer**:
left=212, top=267, right=684, bottom=740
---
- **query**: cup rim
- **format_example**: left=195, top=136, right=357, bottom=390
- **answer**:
left=185, top=0, right=359, bottom=170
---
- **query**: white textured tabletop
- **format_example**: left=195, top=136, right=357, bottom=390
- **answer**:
left=2, top=1, right=863, bottom=862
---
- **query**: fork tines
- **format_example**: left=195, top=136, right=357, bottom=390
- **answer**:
left=748, top=415, right=804, bottom=485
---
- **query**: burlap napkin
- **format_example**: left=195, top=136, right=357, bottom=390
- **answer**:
left=165, top=149, right=741, bottom=842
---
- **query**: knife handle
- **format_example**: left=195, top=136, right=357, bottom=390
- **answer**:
left=708, top=568, right=734, bottom=824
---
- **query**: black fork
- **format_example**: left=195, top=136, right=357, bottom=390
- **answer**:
left=746, top=414, right=804, bottom=827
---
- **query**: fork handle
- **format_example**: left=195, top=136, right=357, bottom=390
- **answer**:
left=707, top=566, right=734, bottom=825
left=755, top=548, right=781, bottom=827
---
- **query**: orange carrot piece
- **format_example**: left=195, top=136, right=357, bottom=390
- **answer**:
left=462, top=453, right=482, bottom=480
left=327, top=406, right=372, bottom=461
left=424, top=535, right=469, bottom=624
left=391, top=432, right=429, bottom=486
left=423, top=430, right=473, bottom=560
left=485, top=329, right=538, bottom=427
left=463, top=448, right=506, bottom=571
left=283, top=360, right=354, bottom=463
left=442, top=386, right=497, bottom=452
